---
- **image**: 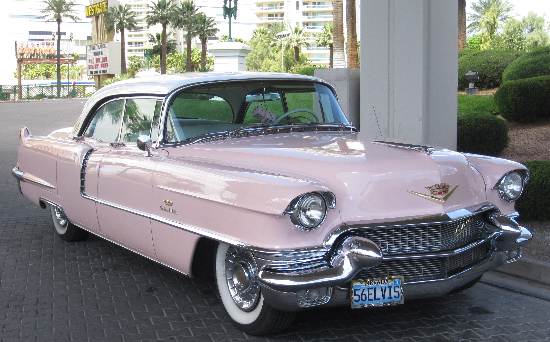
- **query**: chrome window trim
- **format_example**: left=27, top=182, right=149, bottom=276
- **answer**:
left=77, top=95, right=165, bottom=142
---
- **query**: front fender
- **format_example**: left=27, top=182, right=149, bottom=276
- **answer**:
left=463, top=153, right=527, bottom=215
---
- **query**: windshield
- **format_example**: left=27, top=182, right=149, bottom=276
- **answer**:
left=164, top=80, right=350, bottom=143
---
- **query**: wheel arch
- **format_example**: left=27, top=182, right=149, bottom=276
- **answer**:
left=191, top=237, right=218, bottom=279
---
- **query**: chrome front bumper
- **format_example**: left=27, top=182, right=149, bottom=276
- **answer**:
left=254, top=213, right=532, bottom=311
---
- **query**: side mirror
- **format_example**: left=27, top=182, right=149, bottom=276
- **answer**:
left=137, top=135, right=152, bottom=157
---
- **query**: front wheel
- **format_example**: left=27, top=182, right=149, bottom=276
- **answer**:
left=215, top=243, right=294, bottom=335
left=50, top=206, right=87, bottom=242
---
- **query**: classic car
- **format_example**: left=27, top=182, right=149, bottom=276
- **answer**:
left=13, top=72, right=532, bottom=335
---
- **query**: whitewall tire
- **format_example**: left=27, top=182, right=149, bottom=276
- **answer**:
left=49, top=205, right=87, bottom=242
left=215, top=242, right=295, bottom=335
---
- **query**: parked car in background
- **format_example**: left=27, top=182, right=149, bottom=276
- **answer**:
left=13, top=73, right=532, bottom=335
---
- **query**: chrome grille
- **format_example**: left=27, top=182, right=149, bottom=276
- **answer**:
left=352, top=213, right=487, bottom=256
left=355, top=241, right=491, bottom=283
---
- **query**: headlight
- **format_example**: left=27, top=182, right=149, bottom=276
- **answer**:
left=496, top=171, right=526, bottom=202
left=287, top=193, right=328, bottom=230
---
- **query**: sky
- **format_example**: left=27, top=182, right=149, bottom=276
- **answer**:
left=0, top=0, right=549, bottom=84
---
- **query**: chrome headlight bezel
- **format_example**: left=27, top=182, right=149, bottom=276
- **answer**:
left=285, top=192, right=335, bottom=231
left=495, top=170, right=529, bottom=202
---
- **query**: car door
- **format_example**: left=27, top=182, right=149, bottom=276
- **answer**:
left=95, top=97, right=163, bottom=258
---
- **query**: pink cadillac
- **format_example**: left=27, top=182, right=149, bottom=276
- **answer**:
left=13, top=72, right=532, bottom=335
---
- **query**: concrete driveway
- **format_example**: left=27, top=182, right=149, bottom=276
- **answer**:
left=1, top=99, right=550, bottom=341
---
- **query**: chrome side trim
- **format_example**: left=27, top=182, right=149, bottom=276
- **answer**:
left=372, top=141, right=435, bottom=154
left=12, top=166, right=55, bottom=190
left=79, top=149, right=250, bottom=248
left=39, top=197, right=191, bottom=277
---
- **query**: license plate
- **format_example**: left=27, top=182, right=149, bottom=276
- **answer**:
left=351, top=276, right=404, bottom=308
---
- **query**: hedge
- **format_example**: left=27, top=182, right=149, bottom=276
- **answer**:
left=494, top=75, right=550, bottom=123
left=458, top=49, right=521, bottom=90
left=290, top=65, right=324, bottom=76
left=502, top=47, right=550, bottom=82
left=517, top=161, right=550, bottom=221
left=457, top=113, right=508, bottom=156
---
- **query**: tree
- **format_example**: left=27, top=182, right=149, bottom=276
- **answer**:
left=106, top=4, right=138, bottom=74
left=285, top=26, right=309, bottom=62
left=41, top=0, right=78, bottom=97
left=345, top=0, right=358, bottom=68
left=522, top=12, right=550, bottom=50
left=148, top=33, right=177, bottom=56
left=331, top=0, right=345, bottom=67
left=195, top=13, right=218, bottom=72
left=316, top=23, right=333, bottom=68
left=468, top=0, right=512, bottom=49
left=174, top=0, right=199, bottom=72
left=458, top=0, right=467, bottom=50
left=246, top=23, right=305, bottom=72
left=146, top=0, right=177, bottom=74
left=494, top=13, right=550, bottom=51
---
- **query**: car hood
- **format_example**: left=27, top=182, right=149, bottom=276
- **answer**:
left=164, top=132, right=487, bottom=224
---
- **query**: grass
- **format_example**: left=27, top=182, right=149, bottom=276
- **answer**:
left=458, top=94, right=498, bottom=116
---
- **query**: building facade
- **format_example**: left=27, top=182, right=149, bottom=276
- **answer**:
left=255, top=0, right=360, bottom=65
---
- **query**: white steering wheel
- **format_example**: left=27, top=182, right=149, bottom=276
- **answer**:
left=273, top=108, right=319, bottom=124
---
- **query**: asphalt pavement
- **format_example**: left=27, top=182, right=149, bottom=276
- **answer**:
left=1, top=99, right=550, bottom=341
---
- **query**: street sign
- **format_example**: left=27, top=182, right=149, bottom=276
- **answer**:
left=85, top=0, right=108, bottom=17
left=86, top=42, right=121, bottom=76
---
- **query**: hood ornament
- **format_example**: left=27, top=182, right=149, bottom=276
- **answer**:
left=408, top=183, right=458, bottom=203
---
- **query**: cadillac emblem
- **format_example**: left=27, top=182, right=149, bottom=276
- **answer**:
left=408, top=183, right=458, bottom=203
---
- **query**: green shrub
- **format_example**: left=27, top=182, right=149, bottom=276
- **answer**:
left=494, top=75, right=550, bottom=123
left=458, top=49, right=521, bottom=90
left=517, top=161, right=550, bottom=221
left=458, top=95, right=498, bottom=116
left=457, top=113, right=508, bottom=156
left=290, top=65, right=325, bottom=76
left=502, top=47, right=550, bottom=82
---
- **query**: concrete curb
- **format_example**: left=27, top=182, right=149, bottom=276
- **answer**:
left=496, top=257, right=550, bottom=285
left=481, top=272, right=550, bottom=301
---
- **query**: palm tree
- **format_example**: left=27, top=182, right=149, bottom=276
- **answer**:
left=285, top=26, right=309, bottom=62
left=174, top=0, right=199, bottom=72
left=106, top=4, right=138, bottom=74
left=195, top=13, right=218, bottom=71
left=316, top=23, right=333, bottom=68
left=146, top=0, right=177, bottom=74
left=148, top=33, right=177, bottom=56
left=458, top=0, right=467, bottom=50
left=331, top=0, right=345, bottom=68
left=345, top=0, right=358, bottom=68
left=41, top=0, right=78, bottom=97
left=468, top=0, right=512, bottom=48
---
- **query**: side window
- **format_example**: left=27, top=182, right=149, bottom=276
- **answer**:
left=120, top=98, right=162, bottom=143
left=84, top=100, right=125, bottom=143
left=166, top=93, right=234, bottom=142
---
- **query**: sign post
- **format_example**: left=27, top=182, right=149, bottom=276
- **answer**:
left=86, top=0, right=118, bottom=89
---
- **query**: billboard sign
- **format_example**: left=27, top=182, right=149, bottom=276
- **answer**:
left=85, top=0, right=108, bottom=17
left=86, top=42, right=121, bottom=76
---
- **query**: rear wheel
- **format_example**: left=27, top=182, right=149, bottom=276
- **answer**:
left=215, top=242, right=294, bottom=335
left=50, top=206, right=87, bottom=242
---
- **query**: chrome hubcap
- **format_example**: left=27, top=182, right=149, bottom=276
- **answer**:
left=225, top=246, right=261, bottom=312
left=52, top=207, right=68, bottom=234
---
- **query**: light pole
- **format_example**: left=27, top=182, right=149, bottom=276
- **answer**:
left=276, top=31, right=290, bottom=72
